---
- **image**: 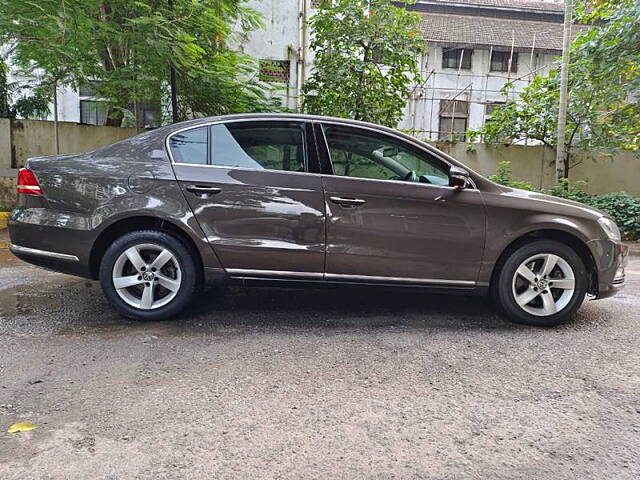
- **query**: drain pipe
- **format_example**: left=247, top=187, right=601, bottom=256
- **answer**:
left=297, top=0, right=309, bottom=111
left=53, top=81, right=60, bottom=155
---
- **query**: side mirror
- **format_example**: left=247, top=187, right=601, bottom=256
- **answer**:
left=449, top=166, right=470, bottom=189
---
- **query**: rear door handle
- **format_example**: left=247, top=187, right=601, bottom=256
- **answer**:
left=329, top=196, right=366, bottom=207
left=186, top=185, right=221, bottom=196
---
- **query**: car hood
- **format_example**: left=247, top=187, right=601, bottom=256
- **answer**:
left=499, top=185, right=607, bottom=220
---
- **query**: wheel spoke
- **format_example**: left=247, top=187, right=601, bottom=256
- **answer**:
left=516, top=264, right=537, bottom=284
left=140, top=283, right=155, bottom=309
left=516, top=288, right=539, bottom=307
left=550, top=278, right=575, bottom=290
left=540, top=291, right=557, bottom=315
left=113, top=275, right=142, bottom=290
left=540, top=254, right=559, bottom=277
left=150, top=249, right=173, bottom=271
left=125, top=246, right=146, bottom=272
left=156, top=274, right=180, bottom=292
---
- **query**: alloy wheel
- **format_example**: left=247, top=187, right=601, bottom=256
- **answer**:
left=511, top=253, right=576, bottom=317
left=112, top=243, right=182, bottom=310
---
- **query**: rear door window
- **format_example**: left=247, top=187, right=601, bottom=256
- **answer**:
left=211, top=121, right=306, bottom=172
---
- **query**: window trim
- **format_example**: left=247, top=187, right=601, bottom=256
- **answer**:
left=317, top=121, right=478, bottom=191
left=166, top=117, right=478, bottom=190
left=166, top=119, right=315, bottom=175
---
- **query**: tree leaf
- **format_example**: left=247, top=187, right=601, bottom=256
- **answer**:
left=7, top=422, right=38, bottom=433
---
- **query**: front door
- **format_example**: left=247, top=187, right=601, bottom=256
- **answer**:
left=319, top=123, right=486, bottom=287
left=169, top=120, right=326, bottom=278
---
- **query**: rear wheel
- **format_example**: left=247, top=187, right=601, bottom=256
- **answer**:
left=99, top=230, right=197, bottom=321
left=496, top=240, right=588, bottom=326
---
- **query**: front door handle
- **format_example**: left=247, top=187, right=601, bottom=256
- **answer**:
left=329, top=196, right=366, bottom=207
left=186, top=185, right=222, bottom=196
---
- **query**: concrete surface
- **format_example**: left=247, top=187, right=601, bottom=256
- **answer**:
left=0, top=229, right=639, bottom=479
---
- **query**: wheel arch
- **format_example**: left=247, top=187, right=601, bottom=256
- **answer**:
left=89, top=215, right=204, bottom=285
left=489, top=229, right=598, bottom=295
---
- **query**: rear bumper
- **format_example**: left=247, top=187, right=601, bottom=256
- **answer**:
left=8, top=208, right=94, bottom=278
left=588, top=238, right=628, bottom=299
left=9, top=242, right=91, bottom=278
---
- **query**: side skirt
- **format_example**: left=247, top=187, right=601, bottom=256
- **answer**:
left=223, top=269, right=486, bottom=296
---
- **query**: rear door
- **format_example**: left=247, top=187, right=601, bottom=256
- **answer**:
left=168, top=120, right=326, bottom=278
left=318, top=122, right=486, bottom=286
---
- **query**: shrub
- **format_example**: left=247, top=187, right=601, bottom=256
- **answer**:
left=585, top=192, right=640, bottom=241
left=488, top=162, right=640, bottom=240
left=487, top=161, right=537, bottom=191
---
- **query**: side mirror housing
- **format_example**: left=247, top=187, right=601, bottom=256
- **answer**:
left=449, top=166, right=470, bottom=189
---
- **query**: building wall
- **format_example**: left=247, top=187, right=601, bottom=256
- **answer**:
left=401, top=47, right=558, bottom=139
left=241, top=0, right=307, bottom=110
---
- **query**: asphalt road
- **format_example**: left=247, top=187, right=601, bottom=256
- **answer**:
left=1, top=229, right=639, bottom=479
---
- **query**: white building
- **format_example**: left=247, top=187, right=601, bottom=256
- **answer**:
left=6, top=0, right=576, bottom=140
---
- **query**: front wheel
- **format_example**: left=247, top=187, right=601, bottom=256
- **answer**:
left=99, top=230, right=197, bottom=321
left=495, top=240, right=588, bottom=326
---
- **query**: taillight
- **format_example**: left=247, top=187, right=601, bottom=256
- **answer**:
left=17, top=168, right=43, bottom=195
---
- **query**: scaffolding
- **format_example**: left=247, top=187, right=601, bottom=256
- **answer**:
left=406, top=34, right=553, bottom=142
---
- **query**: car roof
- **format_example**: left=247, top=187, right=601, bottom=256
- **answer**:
left=162, top=113, right=397, bottom=135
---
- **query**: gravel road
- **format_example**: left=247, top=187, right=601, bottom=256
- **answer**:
left=1, top=230, right=639, bottom=479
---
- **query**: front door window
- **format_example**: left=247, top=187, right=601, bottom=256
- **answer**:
left=322, top=125, right=450, bottom=186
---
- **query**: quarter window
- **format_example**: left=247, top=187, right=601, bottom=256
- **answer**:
left=323, top=125, right=450, bottom=186
left=211, top=122, right=305, bottom=172
left=169, top=126, right=208, bottom=165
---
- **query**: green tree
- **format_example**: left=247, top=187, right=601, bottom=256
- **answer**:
left=470, top=0, right=640, bottom=178
left=0, top=58, right=51, bottom=119
left=0, top=0, right=281, bottom=126
left=302, top=0, right=423, bottom=127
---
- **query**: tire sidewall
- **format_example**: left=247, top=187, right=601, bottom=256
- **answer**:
left=99, top=230, right=197, bottom=321
left=497, top=240, right=588, bottom=326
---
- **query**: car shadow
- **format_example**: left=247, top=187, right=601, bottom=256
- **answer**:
left=0, top=274, right=609, bottom=336
left=178, top=284, right=518, bottom=332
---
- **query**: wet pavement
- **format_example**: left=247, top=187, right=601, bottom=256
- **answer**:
left=0, top=228, right=639, bottom=479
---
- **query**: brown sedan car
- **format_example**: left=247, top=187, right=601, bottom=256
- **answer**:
left=8, top=114, right=627, bottom=326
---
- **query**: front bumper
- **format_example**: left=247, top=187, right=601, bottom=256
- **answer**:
left=588, top=238, right=628, bottom=299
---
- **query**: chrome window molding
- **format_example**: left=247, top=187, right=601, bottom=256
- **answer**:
left=9, top=244, right=80, bottom=262
left=165, top=116, right=479, bottom=191
left=319, top=171, right=481, bottom=193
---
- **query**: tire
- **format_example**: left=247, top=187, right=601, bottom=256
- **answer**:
left=99, top=230, right=197, bottom=321
left=495, top=240, right=588, bottom=326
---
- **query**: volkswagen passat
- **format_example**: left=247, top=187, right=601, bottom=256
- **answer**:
left=8, top=114, right=627, bottom=326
